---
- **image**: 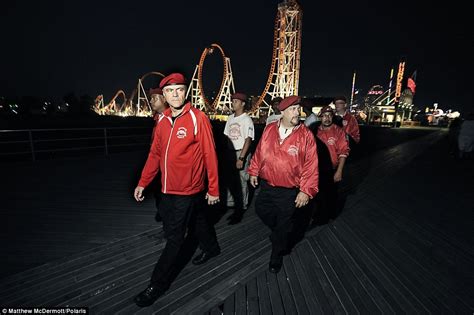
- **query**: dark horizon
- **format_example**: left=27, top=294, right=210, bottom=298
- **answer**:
left=1, top=0, right=472, bottom=114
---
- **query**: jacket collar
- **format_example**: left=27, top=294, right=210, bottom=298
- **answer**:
left=163, top=101, right=192, bottom=118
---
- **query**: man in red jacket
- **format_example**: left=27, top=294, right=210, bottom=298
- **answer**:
left=248, top=95, right=318, bottom=273
left=313, top=105, right=350, bottom=225
left=148, top=86, right=167, bottom=222
left=133, top=73, right=221, bottom=307
left=334, top=95, right=360, bottom=145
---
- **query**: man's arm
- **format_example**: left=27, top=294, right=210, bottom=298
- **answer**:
left=334, top=129, right=350, bottom=182
left=237, top=137, right=253, bottom=169
left=348, top=115, right=360, bottom=143
left=334, top=156, right=346, bottom=182
left=198, top=112, right=220, bottom=197
left=135, top=125, right=162, bottom=201
left=299, top=130, right=319, bottom=198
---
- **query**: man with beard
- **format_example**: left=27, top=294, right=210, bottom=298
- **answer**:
left=248, top=95, right=318, bottom=273
left=313, top=105, right=349, bottom=225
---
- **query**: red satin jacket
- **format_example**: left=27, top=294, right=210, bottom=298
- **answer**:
left=138, top=102, right=219, bottom=196
left=317, top=124, right=350, bottom=169
left=248, top=121, right=319, bottom=198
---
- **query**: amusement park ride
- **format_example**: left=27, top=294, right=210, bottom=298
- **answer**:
left=93, top=0, right=415, bottom=124
left=93, top=0, right=303, bottom=120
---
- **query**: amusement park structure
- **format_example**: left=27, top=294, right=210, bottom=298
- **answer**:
left=94, top=0, right=303, bottom=119
left=251, top=0, right=302, bottom=117
left=187, top=43, right=236, bottom=114
left=94, top=72, right=165, bottom=117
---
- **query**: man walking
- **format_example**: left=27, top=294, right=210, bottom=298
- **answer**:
left=133, top=73, right=221, bottom=307
left=248, top=95, right=318, bottom=273
left=223, top=92, right=254, bottom=224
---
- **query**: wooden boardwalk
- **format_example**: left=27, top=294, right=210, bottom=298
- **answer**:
left=1, top=128, right=473, bottom=314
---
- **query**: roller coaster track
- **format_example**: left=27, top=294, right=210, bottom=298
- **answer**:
left=94, top=72, right=165, bottom=116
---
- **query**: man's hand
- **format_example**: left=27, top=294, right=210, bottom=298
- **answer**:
left=295, top=191, right=310, bottom=208
left=236, top=160, right=244, bottom=170
left=250, top=175, right=258, bottom=188
left=134, top=186, right=145, bottom=202
left=206, top=193, right=220, bottom=205
left=334, top=171, right=342, bottom=183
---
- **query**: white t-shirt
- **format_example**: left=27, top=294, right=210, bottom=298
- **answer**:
left=304, top=113, right=319, bottom=127
left=224, top=113, right=255, bottom=150
left=278, top=124, right=295, bottom=143
left=266, top=114, right=282, bottom=125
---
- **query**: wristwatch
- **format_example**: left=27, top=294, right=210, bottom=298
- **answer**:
left=238, top=156, right=245, bottom=161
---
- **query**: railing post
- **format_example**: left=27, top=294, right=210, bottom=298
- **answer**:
left=104, top=128, right=109, bottom=155
left=28, top=130, right=36, bottom=161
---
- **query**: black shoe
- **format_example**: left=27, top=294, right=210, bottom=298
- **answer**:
left=227, top=213, right=243, bottom=225
left=134, top=285, right=165, bottom=307
left=269, top=256, right=283, bottom=274
left=192, top=249, right=221, bottom=265
left=155, top=214, right=162, bottom=222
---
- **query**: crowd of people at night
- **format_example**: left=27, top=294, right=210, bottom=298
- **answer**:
left=132, top=72, right=361, bottom=307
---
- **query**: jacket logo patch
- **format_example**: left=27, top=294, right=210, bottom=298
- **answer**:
left=327, top=137, right=336, bottom=146
left=343, top=120, right=348, bottom=126
left=176, top=127, right=187, bottom=139
left=287, top=145, right=299, bottom=156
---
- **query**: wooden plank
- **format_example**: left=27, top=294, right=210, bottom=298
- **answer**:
left=274, top=260, right=298, bottom=315
left=281, top=254, right=310, bottom=315
left=256, top=271, right=271, bottom=315
left=107, top=224, right=266, bottom=314
left=295, top=240, right=338, bottom=314
left=336, top=218, right=422, bottom=313
left=2, top=211, right=262, bottom=306
left=326, top=226, right=395, bottom=314
left=166, top=243, right=270, bottom=315
left=307, top=236, right=358, bottom=313
left=223, top=293, right=235, bottom=315
left=288, top=250, right=325, bottom=314
left=340, top=215, right=434, bottom=313
left=318, top=227, right=382, bottom=313
left=209, top=306, right=222, bottom=315
left=89, top=220, right=266, bottom=314
left=234, top=284, right=246, bottom=315
left=266, top=271, right=284, bottom=315
left=246, top=278, right=259, bottom=315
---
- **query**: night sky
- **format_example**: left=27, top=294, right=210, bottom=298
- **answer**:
left=1, top=0, right=472, bottom=113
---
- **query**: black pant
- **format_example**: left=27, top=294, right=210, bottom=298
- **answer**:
left=223, top=149, right=244, bottom=211
left=150, top=172, right=162, bottom=222
left=150, top=191, right=220, bottom=290
left=314, top=169, right=338, bottom=223
left=255, top=181, right=300, bottom=258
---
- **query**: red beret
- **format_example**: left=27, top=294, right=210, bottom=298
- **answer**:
left=231, top=92, right=247, bottom=102
left=278, top=95, right=301, bottom=111
left=159, top=73, right=187, bottom=89
left=318, top=105, right=334, bottom=117
left=149, top=87, right=163, bottom=96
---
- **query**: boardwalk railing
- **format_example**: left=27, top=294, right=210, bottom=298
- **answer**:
left=0, top=127, right=152, bottom=162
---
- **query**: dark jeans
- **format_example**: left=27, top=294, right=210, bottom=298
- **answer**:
left=150, top=191, right=220, bottom=290
left=255, top=181, right=301, bottom=259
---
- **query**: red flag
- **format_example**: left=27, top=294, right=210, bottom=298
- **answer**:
left=407, top=77, right=416, bottom=94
